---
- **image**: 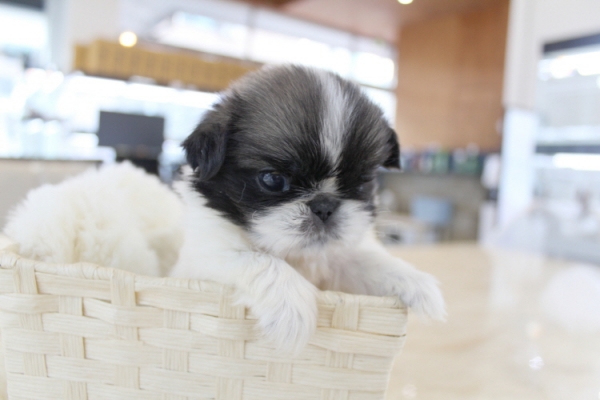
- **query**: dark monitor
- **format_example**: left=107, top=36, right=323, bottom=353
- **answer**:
left=97, top=111, right=165, bottom=158
left=97, top=111, right=165, bottom=175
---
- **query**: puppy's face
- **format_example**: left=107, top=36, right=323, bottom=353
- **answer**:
left=183, top=65, right=399, bottom=257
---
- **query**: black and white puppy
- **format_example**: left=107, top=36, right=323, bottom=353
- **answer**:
left=171, top=65, right=445, bottom=352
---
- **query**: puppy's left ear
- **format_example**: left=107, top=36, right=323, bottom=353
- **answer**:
left=383, top=127, right=401, bottom=169
left=182, top=106, right=229, bottom=181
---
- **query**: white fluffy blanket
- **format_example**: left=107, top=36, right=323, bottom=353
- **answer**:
left=3, top=162, right=184, bottom=277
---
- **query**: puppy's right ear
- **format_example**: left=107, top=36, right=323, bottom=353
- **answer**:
left=182, top=107, right=228, bottom=181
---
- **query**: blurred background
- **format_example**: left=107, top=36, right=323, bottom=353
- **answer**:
left=1, top=0, right=600, bottom=398
left=3, top=0, right=600, bottom=252
left=0, top=0, right=600, bottom=255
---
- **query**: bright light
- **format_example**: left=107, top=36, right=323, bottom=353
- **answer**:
left=398, top=0, right=413, bottom=4
left=0, top=5, right=47, bottom=50
left=528, top=356, right=544, bottom=371
left=541, top=50, right=600, bottom=80
left=550, top=56, right=575, bottom=79
left=401, top=384, right=417, bottom=398
left=353, top=52, right=396, bottom=88
left=553, top=153, right=600, bottom=171
left=119, top=31, right=137, bottom=47
left=575, top=52, right=600, bottom=76
left=154, top=12, right=248, bottom=59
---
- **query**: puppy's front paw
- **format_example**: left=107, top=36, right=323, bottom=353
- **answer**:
left=388, top=267, right=446, bottom=321
left=250, top=272, right=318, bottom=355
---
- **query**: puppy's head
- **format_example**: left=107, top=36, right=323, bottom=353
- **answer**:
left=183, top=65, right=399, bottom=257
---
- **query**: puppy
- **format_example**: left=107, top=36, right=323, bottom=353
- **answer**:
left=171, top=65, right=445, bottom=353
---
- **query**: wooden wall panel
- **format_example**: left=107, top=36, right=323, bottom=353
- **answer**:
left=395, top=0, right=509, bottom=151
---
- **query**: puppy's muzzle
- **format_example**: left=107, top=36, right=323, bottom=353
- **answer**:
left=308, top=194, right=341, bottom=223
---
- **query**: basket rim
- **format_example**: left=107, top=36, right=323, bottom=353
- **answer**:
left=0, top=240, right=405, bottom=310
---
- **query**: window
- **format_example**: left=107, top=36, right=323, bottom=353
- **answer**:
left=151, top=9, right=397, bottom=123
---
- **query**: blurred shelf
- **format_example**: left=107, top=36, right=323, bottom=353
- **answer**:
left=74, top=40, right=258, bottom=92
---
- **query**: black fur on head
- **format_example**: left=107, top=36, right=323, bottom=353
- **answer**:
left=182, top=65, right=400, bottom=245
left=182, top=104, right=230, bottom=181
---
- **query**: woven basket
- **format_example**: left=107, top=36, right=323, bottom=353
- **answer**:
left=0, top=242, right=407, bottom=400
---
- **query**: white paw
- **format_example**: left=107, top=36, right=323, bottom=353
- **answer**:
left=248, top=270, right=318, bottom=355
left=387, top=267, right=446, bottom=321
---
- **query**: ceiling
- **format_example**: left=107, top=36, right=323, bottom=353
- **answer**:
left=248, top=0, right=502, bottom=43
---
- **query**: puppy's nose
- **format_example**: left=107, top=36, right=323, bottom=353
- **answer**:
left=308, top=194, right=341, bottom=223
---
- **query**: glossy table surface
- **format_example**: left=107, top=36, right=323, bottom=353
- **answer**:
left=385, top=243, right=600, bottom=400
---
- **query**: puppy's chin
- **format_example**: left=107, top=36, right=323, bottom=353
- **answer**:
left=249, top=200, right=373, bottom=259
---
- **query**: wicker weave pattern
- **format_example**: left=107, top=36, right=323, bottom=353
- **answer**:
left=0, top=250, right=407, bottom=400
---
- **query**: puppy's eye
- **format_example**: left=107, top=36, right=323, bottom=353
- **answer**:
left=258, top=171, right=290, bottom=192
